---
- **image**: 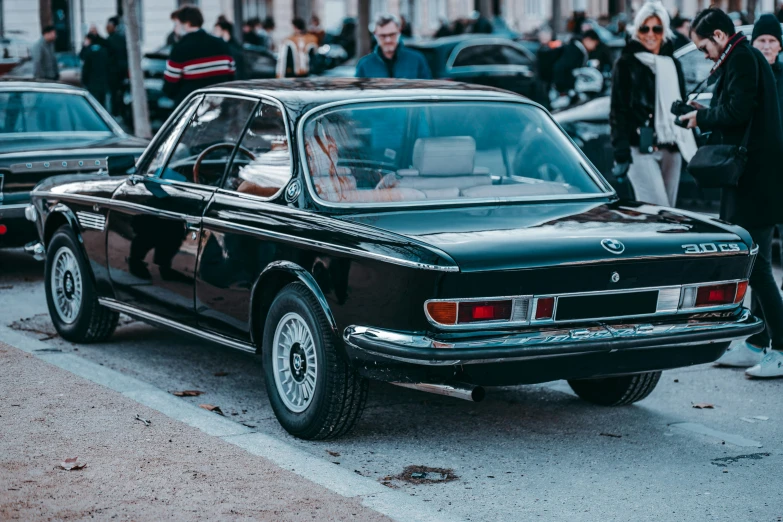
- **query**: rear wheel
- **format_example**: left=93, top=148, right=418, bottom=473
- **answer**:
left=45, top=225, right=119, bottom=343
left=262, top=282, right=368, bottom=440
left=568, top=371, right=662, bottom=406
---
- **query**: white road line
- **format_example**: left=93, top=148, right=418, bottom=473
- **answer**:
left=0, top=324, right=458, bottom=522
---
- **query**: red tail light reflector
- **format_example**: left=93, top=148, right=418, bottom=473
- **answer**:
left=535, top=297, right=555, bottom=320
left=734, top=281, right=748, bottom=304
left=0, top=224, right=6, bottom=235
left=695, top=283, right=738, bottom=307
left=426, top=301, right=457, bottom=325
left=458, top=300, right=513, bottom=324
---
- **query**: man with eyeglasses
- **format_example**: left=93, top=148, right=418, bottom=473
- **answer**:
left=679, top=8, right=783, bottom=378
left=355, top=14, right=432, bottom=79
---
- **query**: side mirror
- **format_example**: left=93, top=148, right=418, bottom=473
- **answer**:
left=107, top=154, right=136, bottom=176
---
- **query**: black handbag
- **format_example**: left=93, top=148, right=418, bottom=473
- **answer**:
left=686, top=58, right=758, bottom=189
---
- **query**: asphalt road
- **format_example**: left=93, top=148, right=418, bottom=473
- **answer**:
left=1, top=247, right=782, bottom=521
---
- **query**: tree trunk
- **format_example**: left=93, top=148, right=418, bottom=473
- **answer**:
left=357, top=0, right=371, bottom=60
left=39, top=0, right=52, bottom=31
left=122, top=0, right=151, bottom=139
left=552, top=0, right=563, bottom=34
left=746, top=0, right=757, bottom=23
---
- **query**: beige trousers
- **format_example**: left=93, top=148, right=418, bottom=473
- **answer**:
left=628, top=147, right=682, bottom=207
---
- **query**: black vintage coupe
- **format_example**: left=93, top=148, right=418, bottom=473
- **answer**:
left=27, top=79, right=762, bottom=440
left=0, top=80, right=148, bottom=249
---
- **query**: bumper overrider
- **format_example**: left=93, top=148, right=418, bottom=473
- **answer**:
left=343, top=309, right=762, bottom=384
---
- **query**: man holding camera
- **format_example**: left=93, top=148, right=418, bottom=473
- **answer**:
left=679, top=8, right=783, bottom=378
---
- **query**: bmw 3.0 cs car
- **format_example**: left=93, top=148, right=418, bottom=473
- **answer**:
left=27, top=79, right=762, bottom=440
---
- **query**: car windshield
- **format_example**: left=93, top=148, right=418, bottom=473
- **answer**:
left=0, top=91, right=111, bottom=136
left=302, top=101, right=607, bottom=206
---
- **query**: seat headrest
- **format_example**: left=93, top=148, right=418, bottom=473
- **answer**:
left=412, top=137, right=476, bottom=177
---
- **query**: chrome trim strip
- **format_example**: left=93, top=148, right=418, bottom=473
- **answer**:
left=751, top=244, right=760, bottom=255
left=0, top=203, right=29, bottom=210
left=424, top=280, right=747, bottom=329
left=97, top=298, right=256, bottom=354
left=32, top=191, right=190, bottom=221
left=295, top=96, right=614, bottom=210
left=202, top=216, right=459, bottom=272
left=75, top=211, right=106, bottom=231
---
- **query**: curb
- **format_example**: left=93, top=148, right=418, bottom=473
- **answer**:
left=0, top=324, right=456, bottom=522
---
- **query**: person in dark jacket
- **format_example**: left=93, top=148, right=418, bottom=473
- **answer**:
left=163, top=6, right=236, bottom=105
left=752, top=14, right=783, bottom=114
left=105, top=16, right=128, bottom=116
left=553, top=30, right=600, bottom=93
left=355, top=13, right=431, bottom=79
left=81, top=33, right=110, bottom=108
left=214, top=19, right=246, bottom=80
left=671, top=16, right=691, bottom=50
left=680, top=8, right=783, bottom=378
left=610, top=1, right=697, bottom=207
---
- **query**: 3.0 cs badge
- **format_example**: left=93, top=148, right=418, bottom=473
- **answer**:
left=26, top=79, right=762, bottom=439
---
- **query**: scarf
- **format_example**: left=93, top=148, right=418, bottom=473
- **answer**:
left=634, top=52, right=698, bottom=162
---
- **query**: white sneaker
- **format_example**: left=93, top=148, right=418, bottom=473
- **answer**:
left=714, top=341, right=766, bottom=368
left=746, top=350, right=783, bottom=379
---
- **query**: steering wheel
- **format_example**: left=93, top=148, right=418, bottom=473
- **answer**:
left=193, top=143, right=256, bottom=185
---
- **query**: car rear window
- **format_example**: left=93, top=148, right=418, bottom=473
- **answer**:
left=302, top=101, right=607, bottom=206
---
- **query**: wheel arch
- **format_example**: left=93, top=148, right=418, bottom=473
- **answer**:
left=43, top=204, right=82, bottom=248
left=249, top=261, right=338, bottom=352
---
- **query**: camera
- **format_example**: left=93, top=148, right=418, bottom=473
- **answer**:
left=671, top=100, right=692, bottom=128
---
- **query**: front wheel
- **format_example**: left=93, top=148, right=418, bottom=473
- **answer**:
left=262, top=282, right=367, bottom=440
left=44, top=225, right=119, bottom=343
left=568, top=371, right=662, bottom=406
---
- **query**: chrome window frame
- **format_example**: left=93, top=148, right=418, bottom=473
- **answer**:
left=423, top=279, right=747, bottom=330
left=296, top=96, right=615, bottom=211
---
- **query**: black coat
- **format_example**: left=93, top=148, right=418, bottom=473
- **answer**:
left=610, top=40, right=686, bottom=163
left=553, top=40, right=587, bottom=93
left=697, top=41, right=783, bottom=227
left=81, top=43, right=110, bottom=99
left=771, top=61, right=783, bottom=125
left=106, top=32, right=128, bottom=88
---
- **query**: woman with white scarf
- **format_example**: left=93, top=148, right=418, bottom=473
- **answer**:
left=610, top=1, right=697, bottom=207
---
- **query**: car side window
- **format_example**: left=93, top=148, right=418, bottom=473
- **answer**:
left=452, top=45, right=531, bottom=67
left=143, top=95, right=203, bottom=176
left=162, top=95, right=256, bottom=186
left=222, top=101, right=291, bottom=198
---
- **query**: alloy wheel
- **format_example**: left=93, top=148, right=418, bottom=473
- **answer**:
left=50, top=246, right=83, bottom=324
left=272, top=312, right=319, bottom=413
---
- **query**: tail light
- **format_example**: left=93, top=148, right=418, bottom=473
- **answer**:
left=458, top=300, right=513, bottom=324
left=681, top=280, right=748, bottom=309
left=425, top=301, right=457, bottom=325
left=534, top=297, right=555, bottom=321
left=0, top=224, right=6, bottom=235
left=425, top=298, right=527, bottom=326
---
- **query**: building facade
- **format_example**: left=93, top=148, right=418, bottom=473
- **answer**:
left=0, top=0, right=776, bottom=55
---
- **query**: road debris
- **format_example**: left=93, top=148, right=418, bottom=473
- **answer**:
left=9, top=314, right=58, bottom=341
left=214, top=372, right=229, bottom=377
left=134, top=414, right=151, bottom=426
left=59, top=457, right=87, bottom=471
left=600, top=432, right=622, bottom=438
left=711, top=453, right=771, bottom=467
left=383, top=465, right=459, bottom=485
left=692, top=403, right=714, bottom=409
left=326, top=450, right=341, bottom=457
left=752, top=416, right=769, bottom=421
left=199, top=404, right=224, bottom=416
left=171, top=390, right=204, bottom=397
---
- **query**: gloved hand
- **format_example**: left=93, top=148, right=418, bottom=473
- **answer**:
left=612, top=161, right=630, bottom=181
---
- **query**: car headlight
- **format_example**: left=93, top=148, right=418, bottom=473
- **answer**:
left=24, top=204, right=37, bottom=222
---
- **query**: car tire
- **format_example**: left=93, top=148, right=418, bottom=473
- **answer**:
left=567, top=371, right=662, bottom=406
left=262, top=282, right=368, bottom=440
left=45, top=225, right=119, bottom=343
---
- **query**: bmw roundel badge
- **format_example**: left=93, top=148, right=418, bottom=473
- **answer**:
left=611, top=272, right=620, bottom=283
left=601, top=238, right=625, bottom=255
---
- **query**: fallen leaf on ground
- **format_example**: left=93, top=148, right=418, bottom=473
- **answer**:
left=600, top=432, right=622, bottom=438
left=752, top=416, right=769, bottom=421
left=134, top=414, right=151, bottom=426
left=171, top=390, right=204, bottom=397
left=385, top=465, right=459, bottom=485
left=199, top=404, right=224, bottom=416
left=214, top=372, right=229, bottom=377
left=326, top=450, right=341, bottom=457
left=59, top=457, right=87, bottom=471
left=692, top=403, right=714, bottom=409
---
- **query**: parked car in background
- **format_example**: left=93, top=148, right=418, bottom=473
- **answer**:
left=4, top=52, right=82, bottom=86
left=26, top=79, right=761, bottom=441
left=0, top=80, right=147, bottom=249
left=0, top=37, right=31, bottom=76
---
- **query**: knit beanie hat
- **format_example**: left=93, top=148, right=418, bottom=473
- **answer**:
left=752, top=14, right=782, bottom=47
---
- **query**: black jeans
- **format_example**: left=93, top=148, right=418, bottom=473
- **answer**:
left=744, top=226, right=783, bottom=349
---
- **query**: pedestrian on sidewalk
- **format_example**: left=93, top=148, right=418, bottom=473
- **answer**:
left=31, top=25, right=59, bottom=81
left=80, top=33, right=110, bottom=108
left=163, top=5, right=236, bottom=106
left=105, top=16, right=128, bottom=116
left=552, top=30, right=600, bottom=95
left=680, top=8, right=783, bottom=378
left=276, top=18, right=319, bottom=78
left=609, top=1, right=697, bottom=207
left=214, top=19, right=246, bottom=80
left=355, top=13, right=431, bottom=79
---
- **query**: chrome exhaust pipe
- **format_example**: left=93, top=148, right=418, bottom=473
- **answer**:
left=391, top=381, right=485, bottom=402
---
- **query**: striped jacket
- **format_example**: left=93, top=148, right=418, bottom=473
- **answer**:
left=163, top=29, right=236, bottom=103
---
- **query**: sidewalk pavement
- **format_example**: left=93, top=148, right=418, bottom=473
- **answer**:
left=0, top=341, right=390, bottom=521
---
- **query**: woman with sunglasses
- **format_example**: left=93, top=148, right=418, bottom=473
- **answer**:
left=610, top=1, right=697, bottom=207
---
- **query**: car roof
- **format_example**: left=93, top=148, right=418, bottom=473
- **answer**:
left=213, top=78, right=525, bottom=108
left=0, top=79, right=87, bottom=92
left=406, top=34, right=518, bottom=49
